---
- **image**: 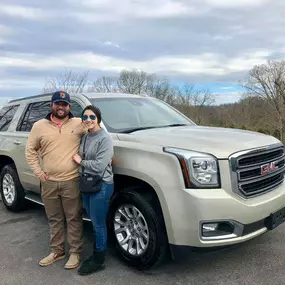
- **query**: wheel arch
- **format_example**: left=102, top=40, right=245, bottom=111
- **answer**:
left=111, top=173, right=173, bottom=244
left=0, top=155, right=16, bottom=170
left=0, top=159, right=27, bottom=212
left=109, top=173, right=171, bottom=269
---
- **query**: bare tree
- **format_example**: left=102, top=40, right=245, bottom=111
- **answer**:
left=239, top=60, right=285, bottom=141
left=116, top=69, right=154, bottom=94
left=89, top=69, right=176, bottom=104
left=87, top=76, right=119, bottom=93
left=88, top=70, right=152, bottom=94
left=145, top=77, right=177, bottom=104
left=43, top=69, right=89, bottom=93
left=176, top=84, right=215, bottom=123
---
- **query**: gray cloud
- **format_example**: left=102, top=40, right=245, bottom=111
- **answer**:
left=0, top=0, right=285, bottom=104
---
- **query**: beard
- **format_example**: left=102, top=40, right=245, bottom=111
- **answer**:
left=51, top=108, right=69, bottom=119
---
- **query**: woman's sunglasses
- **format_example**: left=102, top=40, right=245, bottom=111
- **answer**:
left=82, top=115, right=96, bottom=121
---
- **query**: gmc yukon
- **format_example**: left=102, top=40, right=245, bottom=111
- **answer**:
left=0, top=92, right=285, bottom=269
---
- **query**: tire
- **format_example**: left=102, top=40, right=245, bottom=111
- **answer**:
left=0, top=164, right=27, bottom=212
left=109, top=188, right=169, bottom=270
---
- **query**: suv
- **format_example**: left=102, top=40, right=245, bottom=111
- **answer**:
left=1, top=92, right=285, bottom=269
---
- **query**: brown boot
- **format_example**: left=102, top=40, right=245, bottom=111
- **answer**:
left=39, top=252, right=65, bottom=267
left=64, top=254, right=81, bottom=269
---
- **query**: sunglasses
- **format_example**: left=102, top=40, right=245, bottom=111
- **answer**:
left=82, top=114, right=96, bottom=121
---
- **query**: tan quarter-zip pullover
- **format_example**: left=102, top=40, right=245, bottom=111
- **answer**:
left=25, top=113, right=86, bottom=181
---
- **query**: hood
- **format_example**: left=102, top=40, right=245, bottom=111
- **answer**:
left=117, top=125, right=281, bottom=159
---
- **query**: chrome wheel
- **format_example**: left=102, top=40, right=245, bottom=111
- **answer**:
left=114, top=204, right=149, bottom=256
left=2, top=173, right=15, bottom=205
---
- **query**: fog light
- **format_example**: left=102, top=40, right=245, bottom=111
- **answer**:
left=202, top=223, right=219, bottom=232
left=201, top=221, right=237, bottom=239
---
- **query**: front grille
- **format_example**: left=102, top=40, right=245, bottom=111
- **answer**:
left=229, top=144, right=285, bottom=198
left=238, top=148, right=284, bottom=168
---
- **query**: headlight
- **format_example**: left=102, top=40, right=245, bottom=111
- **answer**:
left=163, top=147, right=220, bottom=188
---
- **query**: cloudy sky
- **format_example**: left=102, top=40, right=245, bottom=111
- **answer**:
left=0, top=0, right=284, bottom=106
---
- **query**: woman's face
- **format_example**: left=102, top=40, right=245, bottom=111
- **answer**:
left=82, top=109, right=98, bottom=130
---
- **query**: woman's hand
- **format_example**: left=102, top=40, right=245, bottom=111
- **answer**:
left=72, top=153, right=82, bottom=164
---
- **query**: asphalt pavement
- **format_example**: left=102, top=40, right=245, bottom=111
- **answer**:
left=1, top=199, right=285, bottom=285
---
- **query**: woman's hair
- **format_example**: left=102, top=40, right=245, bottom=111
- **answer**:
left=81, top=105, right=102, bottom=124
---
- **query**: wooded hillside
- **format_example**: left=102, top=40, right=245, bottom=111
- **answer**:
left=43, top=59, right=285, bottom=143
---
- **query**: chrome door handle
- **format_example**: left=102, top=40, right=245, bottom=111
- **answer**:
left=13, top=140, right=21, bottom=145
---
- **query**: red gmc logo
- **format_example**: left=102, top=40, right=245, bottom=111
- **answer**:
left=261, top=161, right=278, bottom=175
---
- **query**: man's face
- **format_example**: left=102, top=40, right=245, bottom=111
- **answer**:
left=51, top=101, right=70, bottom=119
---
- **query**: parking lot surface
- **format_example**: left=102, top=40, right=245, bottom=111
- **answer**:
left=1, top=200, right=285, bottom=285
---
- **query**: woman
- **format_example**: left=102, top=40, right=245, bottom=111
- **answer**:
left=72, top=105, right=114, bottom=276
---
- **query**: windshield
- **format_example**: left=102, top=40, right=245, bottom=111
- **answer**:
left=88, top=97, right=195, bottom=133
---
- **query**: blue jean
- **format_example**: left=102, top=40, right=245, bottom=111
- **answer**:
left=82, top=182, right=114, bottom=251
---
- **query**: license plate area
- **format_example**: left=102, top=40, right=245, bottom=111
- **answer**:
left=265, top=206, right=285, bottom=230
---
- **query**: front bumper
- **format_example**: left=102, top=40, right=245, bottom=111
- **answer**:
left=168, top=208, right=283, bottom=261
left=167, top=161, right=285, bottom=248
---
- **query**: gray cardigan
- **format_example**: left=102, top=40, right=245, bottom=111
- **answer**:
left=79, top=128, right=114, bottom=184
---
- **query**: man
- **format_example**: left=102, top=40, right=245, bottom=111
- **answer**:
left=25, top=91, right=87, bottom=269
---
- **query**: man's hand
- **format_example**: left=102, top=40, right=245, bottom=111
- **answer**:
left=72, top=153, right=82, bottom=164
left=39, top=173, right=49, bottom=181
left=72, top=122, right=88, bottom=135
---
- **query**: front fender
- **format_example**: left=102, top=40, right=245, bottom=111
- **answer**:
left=112, top=140, right=186, bottom=243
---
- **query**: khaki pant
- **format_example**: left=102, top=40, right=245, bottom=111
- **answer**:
left=41, top=178, right=83, bottom=255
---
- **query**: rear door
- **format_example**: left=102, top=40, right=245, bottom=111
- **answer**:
left=0, top=103, right=34, bottom=189
left=13, top=101, right=51, bottom=193
left=13, top=99, right=84, bottom=194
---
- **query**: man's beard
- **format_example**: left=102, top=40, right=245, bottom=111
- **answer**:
left=52, top=109, right=69, bottom=119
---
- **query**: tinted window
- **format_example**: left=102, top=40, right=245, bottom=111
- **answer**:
left=0, top=105, right=19, bottom=131
left=18, top=101, right=51, bottom=132
left=89, top=97, right=194, bottom=133
left=18, top=100, right=84, bottom=132
left=71, top=101, right=84, bottom=117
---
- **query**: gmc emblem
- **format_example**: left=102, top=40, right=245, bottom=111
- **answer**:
left=261, top=161, right=278, bottom=175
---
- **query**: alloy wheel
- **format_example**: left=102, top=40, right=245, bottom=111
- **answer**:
left=114, top=204, right=150, bottom=256
left=2, top=173, right=16, bottom=205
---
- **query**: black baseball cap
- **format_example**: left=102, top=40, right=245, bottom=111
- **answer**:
left=51, top=91, right=71, bottom=105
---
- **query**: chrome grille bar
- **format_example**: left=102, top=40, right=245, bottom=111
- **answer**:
left=229, top=143, right=285, bottom=198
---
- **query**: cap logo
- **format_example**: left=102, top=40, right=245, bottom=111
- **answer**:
left=59, top=92, right=66, bottom=98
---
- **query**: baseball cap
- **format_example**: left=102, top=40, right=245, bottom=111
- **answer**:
left=51, top=91, right=71, bottom=105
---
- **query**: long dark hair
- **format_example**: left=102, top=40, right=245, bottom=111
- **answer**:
left=81, top=105, right=102, bottom=124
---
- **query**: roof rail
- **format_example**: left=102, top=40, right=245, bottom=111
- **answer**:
left=8, top=92, right=54, bottom=103
left=8, top=91, right=149, bottom=104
